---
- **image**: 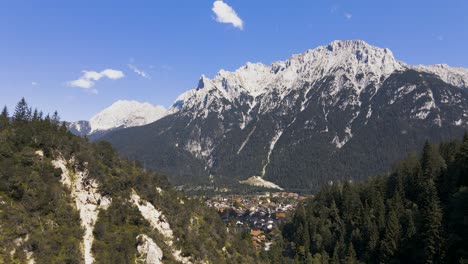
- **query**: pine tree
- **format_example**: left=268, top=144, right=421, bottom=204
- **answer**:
left=27, top=107, right=32, bottom=120
left=421, top=141, right=446, bottom=182
left=1, top=106, right=8, bottom=118
left=13, top=98, right=30, bottom=122
left=293, top=204, right=311, bottom=258
left=381, top=202, right=401, bottom=260
left=398, top=152, right=422, bottom=203
left=419, top=141, right=445, bottom=264
left=368, top=182, right=386, bottom=230
left=321, top=250, right=330, bottom=264
left=330, top=199, right=345, bottom=236
left=0, top=106, right=9, bottom=129
left=345, top=243, right=358, bottom=264
left=311, top=253, right=321, bottom=264
left=424, top=200, right=444, bottom=263
left=52, top=110, right=60, bottom=125
left=32, top=108, right=39, bottom=121
left=402, top=210, right=416, bottom=241
left=342, top=181, right=363, bottom=228
left=269, top=238, right=285, bottom=264
left=364, top=215, right=379, bottom=257
left=454, top=132, right=468, bottom=187
left=330, top=245, right=340, bottom=264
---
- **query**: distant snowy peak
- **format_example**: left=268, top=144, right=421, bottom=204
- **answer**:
left=89, top=100, right=166, bottom=133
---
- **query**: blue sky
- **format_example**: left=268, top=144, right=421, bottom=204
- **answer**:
left=1, top=0, right=467, bottom=121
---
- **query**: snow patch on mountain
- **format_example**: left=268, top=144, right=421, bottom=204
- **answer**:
left=262, top=130, right=283, bottom=176
left=237, top=126, right=257, bottom=154
left=365, top=107, right=373, bottom=122
left=332, top=127, right=353, bottom=149
left=89, top=100, right=166, bottom=133
left=390, top=85, right=417, bottom=104
left=412, top=89, right=439, bottom=120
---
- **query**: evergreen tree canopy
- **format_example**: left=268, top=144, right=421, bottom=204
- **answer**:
left=282, top=134, right=468, bottom=264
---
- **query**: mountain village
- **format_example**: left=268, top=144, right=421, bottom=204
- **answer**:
left=203, top=192, right=307, bottom=250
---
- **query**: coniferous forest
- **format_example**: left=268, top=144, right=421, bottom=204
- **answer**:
left=279, top=134, right=468, bottom=264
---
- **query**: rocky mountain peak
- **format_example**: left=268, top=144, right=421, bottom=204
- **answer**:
left=287, top=40, right=404, bottom=87
left=170, top=40, right=407, bottom=113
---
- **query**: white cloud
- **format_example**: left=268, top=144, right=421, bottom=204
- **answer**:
left=82, top=71, right=102, bottom=81
left=69, top=78, right=94, bottom=89
left=68, top=69, right=124, bottom=90
left=100, top=69, right=124, bottom=80
left=31, top=81, right=38, bottom=86
left=128, top=64, right=151, bottom=79
left=344, top=13, right=352, bottom=20
left=212, top=1, right=243, bottom=30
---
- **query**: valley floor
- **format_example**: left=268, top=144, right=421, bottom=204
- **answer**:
left=202, top=192, right=306, bottom=250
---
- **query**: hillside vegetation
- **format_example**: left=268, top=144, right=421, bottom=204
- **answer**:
left=280, top=134, right=468, bottom=263
left=0, top=99, right=260, bottom=263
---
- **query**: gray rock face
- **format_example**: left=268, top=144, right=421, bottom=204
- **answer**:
left=136, top=234, right=163, bottom=264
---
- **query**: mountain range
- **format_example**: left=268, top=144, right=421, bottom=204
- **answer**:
left=92, top=40, right=468, bottom=192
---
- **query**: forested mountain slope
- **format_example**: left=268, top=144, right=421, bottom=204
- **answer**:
left=0, top=99, right=260, bottom=264
left=279, top=134, right=468, bottom=263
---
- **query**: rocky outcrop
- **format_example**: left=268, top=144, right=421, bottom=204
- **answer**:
left=130, top=190, right=192, bottom=264
left=9, top=235, right=35, bottom=264
left=135, top=234, right=163, bottom=264
left=52, top=157, right=111, bottom=264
